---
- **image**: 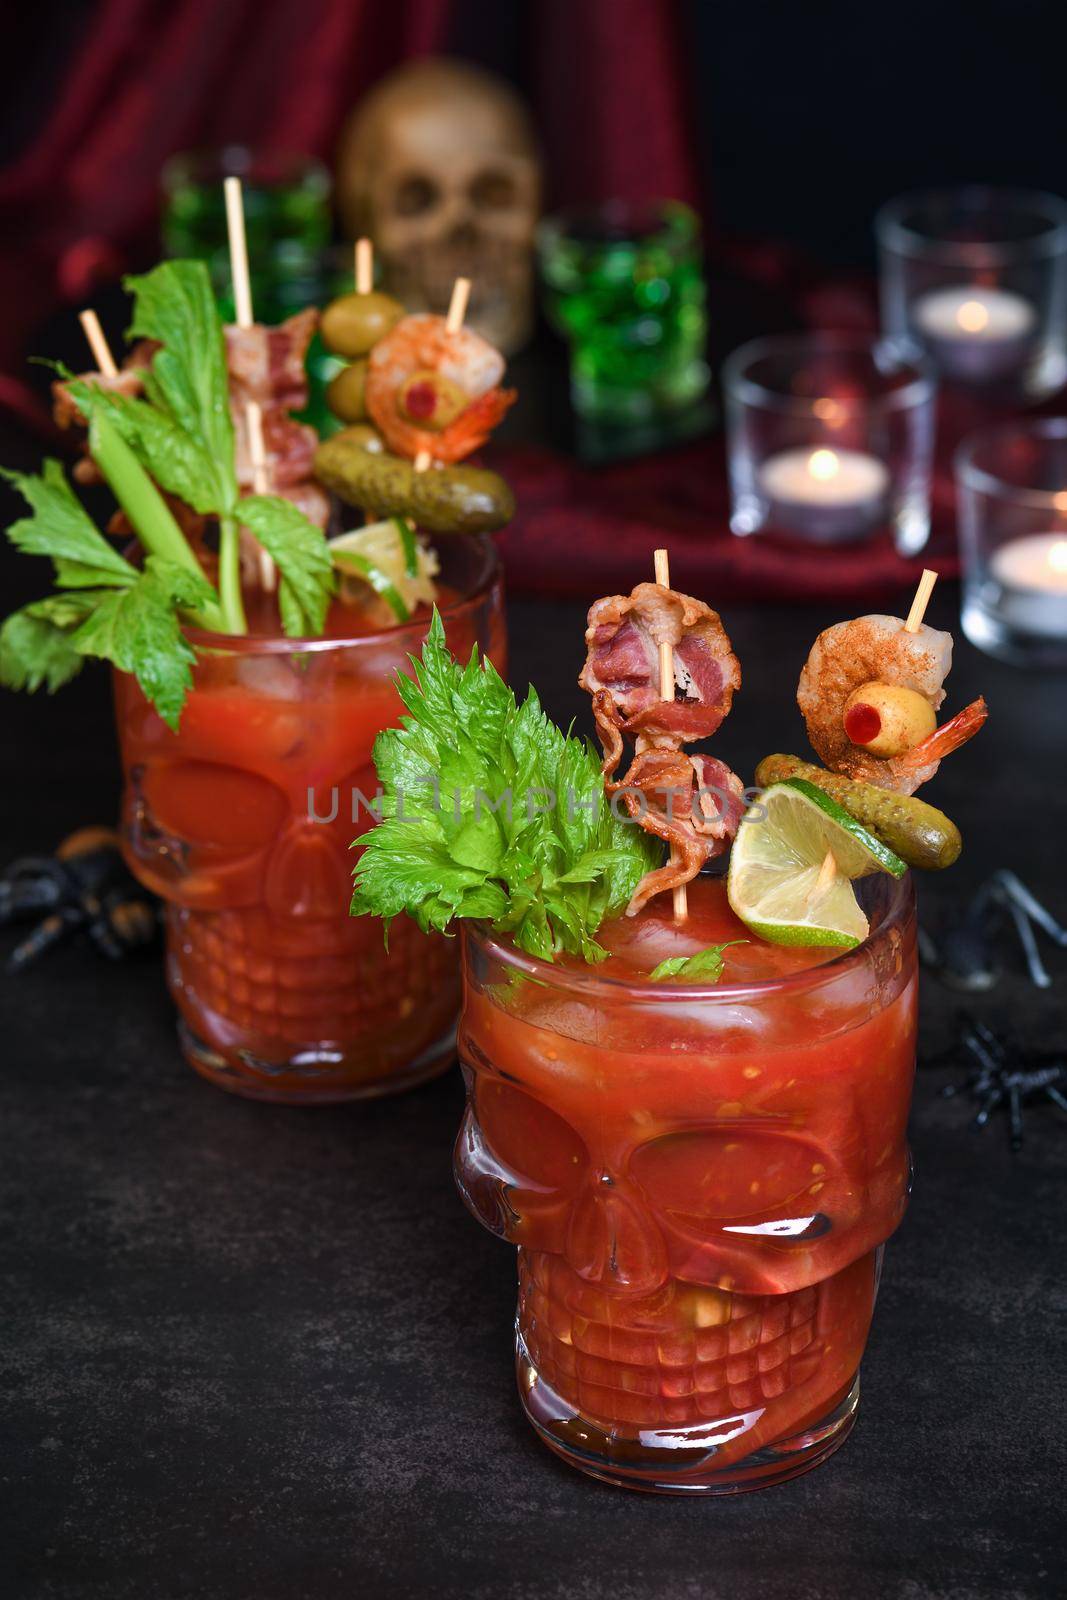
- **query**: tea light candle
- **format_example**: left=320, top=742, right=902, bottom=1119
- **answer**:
left=758, top=446, right=890, bottom=542
left=912, top=285, right=1037, bottom=383
left=989, top=533, right=1067, bottom=639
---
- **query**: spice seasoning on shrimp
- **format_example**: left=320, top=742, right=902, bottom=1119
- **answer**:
left=797, top=612, right=985, bottom=794
left=365, top=312, right=516, bottom=464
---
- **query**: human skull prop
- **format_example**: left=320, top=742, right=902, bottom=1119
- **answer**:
left=336, top=57, right=541, bottom=354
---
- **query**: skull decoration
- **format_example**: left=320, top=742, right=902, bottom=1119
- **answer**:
left=336, top=57, right=541, bottom=354
left=454, top=916, right=916, bottom=1489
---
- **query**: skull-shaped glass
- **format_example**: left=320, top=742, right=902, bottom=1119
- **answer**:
left=113, top=534, right=504, bottom=1102
left=456, top=872, right=917, bottom=1493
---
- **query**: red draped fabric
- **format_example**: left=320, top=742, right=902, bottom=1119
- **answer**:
left=0, top=0, right=700, bottom=372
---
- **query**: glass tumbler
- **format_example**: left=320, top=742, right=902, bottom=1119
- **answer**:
left=876, top=186, right=1067, bottom=400
left=957, top=418, right=1067, bottom=668
left=537, top=200, right=709, bottom=428
left=723, top=333, right=936, bottom=555
left=114, top=536, right=505, bottom=1103
left=455, top=876, right=918, bottom=1494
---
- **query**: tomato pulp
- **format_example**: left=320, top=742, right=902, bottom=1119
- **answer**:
left=456, top=873, right=917, bottom=1492
left=115, top=540, right=504, bottom=1102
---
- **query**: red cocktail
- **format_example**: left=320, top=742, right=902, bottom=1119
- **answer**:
left=115, top=535, right=504, bottom=1102
left=456, top=871, right=916, bottom=1493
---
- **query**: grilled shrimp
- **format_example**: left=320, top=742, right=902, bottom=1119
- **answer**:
left=797, top=613, right=974, bottom=794
left=364, top=313, right=516, bottom=464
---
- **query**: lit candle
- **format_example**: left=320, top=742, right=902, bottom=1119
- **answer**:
left=758, top=446, right=890, bottom=541
left=989, top=533, right=1067, bottom=639
left=911, top=285, right=1037, bottom=383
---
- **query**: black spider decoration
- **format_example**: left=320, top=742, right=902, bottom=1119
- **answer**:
left=0, top=827, right=157, bottom=973
left=933, top=1014, right=1067, bottom=1152
left=919, top=870, right=1067, bottom=992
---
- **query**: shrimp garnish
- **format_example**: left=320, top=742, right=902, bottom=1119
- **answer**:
left=365, top=312, right=516, bottom=464
left=798, top=613, right=954, bottom=794
left=895, top=697, right=988, bottom=772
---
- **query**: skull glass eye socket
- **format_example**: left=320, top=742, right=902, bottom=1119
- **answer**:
left=475, top=1078, right=586, bottom=1191
left=142, top=761, right=288, bottom=850
left=469, top=169, right=517, bottom=211
left=631, top=1130, right=831, bottom=1223
left=392, top=173, right=440, bottom=217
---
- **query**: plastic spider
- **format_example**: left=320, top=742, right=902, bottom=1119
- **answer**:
left=0, top=827, right=157, bottom=973
left=934, top=1014, right=1067, bottom=1152
left=918, top=869, right=1067, bottom=992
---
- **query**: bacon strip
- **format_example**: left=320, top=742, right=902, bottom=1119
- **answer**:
left=580, top=583, right=740, bottom=743
left=581, top=582, right=744, bottom=914
left=52, top=311, right=329, bottom=527
left=607, top=748, right=745, bottom=916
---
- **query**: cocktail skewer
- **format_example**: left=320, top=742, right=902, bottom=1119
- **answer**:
left=223, top=175, right=276, bottom=592
left=413, top=277, right=472, bottom=474
left=905, top=568, right=937, bottom=633
left=446, top=275, right=471, bottom=333
left=78, top=310, right=118, bottom=378
left=653, top=546, right=688, bottom=923
left=355, top=237, right=373, bottom=296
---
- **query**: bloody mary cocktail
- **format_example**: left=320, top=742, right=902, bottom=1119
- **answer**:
left=115, top=534, right=504, bottom=1102
left=456, top=871, right=917, bottom=1493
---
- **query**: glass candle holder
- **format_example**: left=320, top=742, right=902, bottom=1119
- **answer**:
left=114, top=536, right=505, bottom=1104
left=455, top=875, right=918, bottom=1495
left=956, top=418, right=1067, bottom=668
left=723, top=334, right=936, bottom=555
left=876, top=187, right=1067, bottom=400
left=536, top=200, right=709, bottom=428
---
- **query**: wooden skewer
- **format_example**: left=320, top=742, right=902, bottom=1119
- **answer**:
left=446, top=276, right=471, bottom=334
left=904, top=568, right=937, bottom=633
left=411, top=278, right=474, bottom=477
left=653, top=547, right=688, bottom=923
left=223, top=176, right=276, bottom=592
left=814, top=848, right=838, bottom=896
left=78, top=310, right=118, bottom=378
left=246, top=401, right=269, bottom=496
left=355, top=238, right=373, bottom=296
left=223, top=176, right=254, bottom=329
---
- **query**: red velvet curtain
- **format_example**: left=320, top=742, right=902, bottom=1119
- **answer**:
left=0, top=0, right=700, bottom=373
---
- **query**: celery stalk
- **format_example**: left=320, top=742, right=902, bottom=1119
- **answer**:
left=87, top=413, right=235, bottom=634
left=217, top=515, right=247, bottom=636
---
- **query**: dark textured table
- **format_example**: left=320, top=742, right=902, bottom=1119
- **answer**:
left=3, top=579, right=1066, bottom=1600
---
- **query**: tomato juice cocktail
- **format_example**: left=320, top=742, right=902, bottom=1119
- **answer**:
left=456, top=871, right=917, bottom=1493
left=115, top=534, right=504, bottom=1102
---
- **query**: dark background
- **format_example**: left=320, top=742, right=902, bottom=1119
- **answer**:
left=2, top=5, right=1067, bottom=1598
left=5, top=0, right=1067, bottom=268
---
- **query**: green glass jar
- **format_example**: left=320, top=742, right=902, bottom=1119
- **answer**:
left=537, top=200, right=709, bottom=426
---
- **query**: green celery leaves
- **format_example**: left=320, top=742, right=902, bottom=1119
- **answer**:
left=648, top=941, right=748, bottom=983
left=350, top=613, right=660, bottom=962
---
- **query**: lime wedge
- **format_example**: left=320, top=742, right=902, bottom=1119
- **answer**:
left=329, top=518, right=439, bottom=622
left=727, top=777, right=906, bottom=949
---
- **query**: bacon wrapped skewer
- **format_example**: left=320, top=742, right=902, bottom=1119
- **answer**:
left=580, top=582, right=744, bottom=915
left=52, top=310, right=330, bottom=529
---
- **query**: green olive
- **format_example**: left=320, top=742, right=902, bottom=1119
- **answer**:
left=326, top=360, right=368, bottom=423
left=843, top=681, right=937, bottom=758
left=333, top=423, right=385, bottom=455
left=320, top=291, right=404, bottom=358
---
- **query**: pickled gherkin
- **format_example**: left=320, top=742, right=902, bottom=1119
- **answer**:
left=754, top=755, right=962, bottom=870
